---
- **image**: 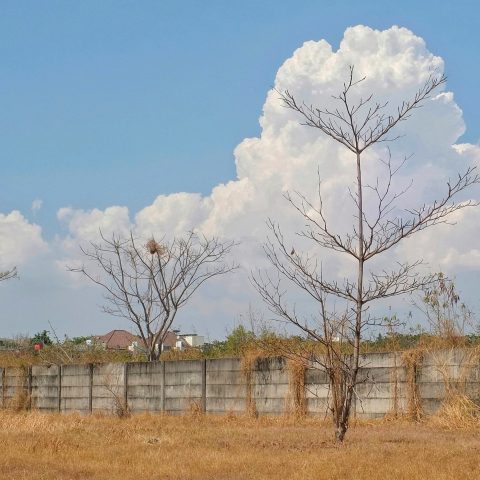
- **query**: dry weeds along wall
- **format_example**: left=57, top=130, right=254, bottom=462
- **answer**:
left=1, top=350, right=479, bottom=418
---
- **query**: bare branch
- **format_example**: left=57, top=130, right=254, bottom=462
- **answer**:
left=0, top=266, right=17, bottom=282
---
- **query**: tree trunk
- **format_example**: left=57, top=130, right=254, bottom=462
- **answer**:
left=333, top=150, right=365, bottom=442
left=335, top=424, right=347, bottom=442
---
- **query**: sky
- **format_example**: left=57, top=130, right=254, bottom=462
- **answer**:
left=1, top=1, right=480, bottom=339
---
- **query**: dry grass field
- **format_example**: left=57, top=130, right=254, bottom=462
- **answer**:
left=0, top=410, right=479, bottom=480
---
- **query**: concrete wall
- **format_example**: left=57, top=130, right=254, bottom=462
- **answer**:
left=127, top=362, right=163, bottom=413
left=2, top=366, right=28, bottom=408
left=252, top=357, right=289, bottom=415
left=418, top=349, right=480, bottom=414
left=164, top=360, right=203, bottom=413
left=1, top=350, right=479, bottom=417
left=354, top=352, right=407, bottom=418
left=61, top=364, right=91, bottom=414
left=206, top=358, right=246, bottom=414
left=32, top=364, right=60, bottom=412
left=92, top=363, right=125, bottom=414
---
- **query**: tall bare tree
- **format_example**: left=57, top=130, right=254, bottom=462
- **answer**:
left=71, top=232, right=237, bottom=361
left=253, top=67, right=479, bottom=441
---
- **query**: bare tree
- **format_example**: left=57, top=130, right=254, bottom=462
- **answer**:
left=253, top=67, right=479, bottom=441
left=415, top=273, right=474, bottom=340
left=71, top=231, right=237, bottom=361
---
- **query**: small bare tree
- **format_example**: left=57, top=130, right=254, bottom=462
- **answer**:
left=253, top=67, right=479, bottom=441
left=71, top=231, right=237, bottom=361
left=416, top=273, right=474, bottom=340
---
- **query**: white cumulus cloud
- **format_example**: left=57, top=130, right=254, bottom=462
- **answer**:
left=13, top=24, right=480, bottom=336
left=61, top=26, right=478, bottom=271
left=0, top=211, right=48, bottom=267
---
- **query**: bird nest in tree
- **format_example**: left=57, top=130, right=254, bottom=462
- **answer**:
left=146, top=239, right=167, bottom=256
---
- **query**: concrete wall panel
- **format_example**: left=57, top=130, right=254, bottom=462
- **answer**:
left=61, top=364, right=90, bottom=413
left=3, top=367, right=28, bottom=406
left=31, top=365, right=60, bottom=412
left=126, top=362, right=163, bottom=413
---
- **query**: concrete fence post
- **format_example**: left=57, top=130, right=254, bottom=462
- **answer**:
left=1, top=368, right=5, bottom=409
left=201, top=359, right=207, bottom=413
left=27, top=366, right=32, bottom=410
left=58, top=365, right=62, bottom=412
left=124, top=363, right=129, bottom=408
left=160, top=361, right=166, bottom=412
left=88, top=364, right=94, bottom=414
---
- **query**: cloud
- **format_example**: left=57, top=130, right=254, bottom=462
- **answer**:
left=60, top=26, right=478, bottom=272
left=0, top=211, right=48, bottom=267
left=135, top=193, right=211, bottom=238
left=31, top=199, right=43, bottom=214
left=4, top=25, right=480, bottom=337
left=57, top=206, right=131, bottom=240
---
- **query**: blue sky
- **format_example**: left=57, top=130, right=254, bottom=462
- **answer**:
left=1, top=1, right=480, bottom=339
left=1, top=0, right=479, bottom=237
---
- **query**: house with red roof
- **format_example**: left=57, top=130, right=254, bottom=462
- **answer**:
left=93, top=329, right=204, bottom=353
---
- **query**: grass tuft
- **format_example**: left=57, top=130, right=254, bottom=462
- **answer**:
left=430, top=393, right=480, bottom=430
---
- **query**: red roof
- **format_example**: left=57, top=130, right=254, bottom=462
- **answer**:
left=96, top=329, right=192, bottom=351
left=97, top=330, right=143, bottom=349
left=161, top=331, right=178, bottom=348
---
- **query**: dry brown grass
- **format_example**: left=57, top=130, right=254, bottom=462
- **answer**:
left=5, top=388, right=31, bottom=412
left=430, top=393, right=480, bottom=430
left=0, top=411, right=479, bottom=480
left=402, top=348, right=424, bottom=421
left=285, top=357, right=307, bottom=418
left=0, top=347, right=141, bottom=368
